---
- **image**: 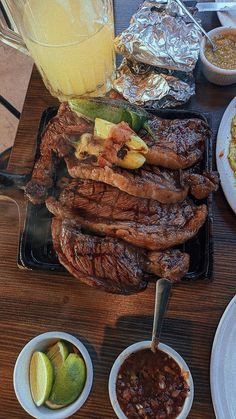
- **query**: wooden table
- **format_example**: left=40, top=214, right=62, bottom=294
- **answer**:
left=0, top=2, right=236, bottom=418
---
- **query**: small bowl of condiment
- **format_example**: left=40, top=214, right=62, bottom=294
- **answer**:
left=109, top=341, right=194, bottom=419
left=13, top=331, right=93, bottom=419
left=200, top=27, right=236, bottom=86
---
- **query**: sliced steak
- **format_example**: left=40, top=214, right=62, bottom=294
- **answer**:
left=65, top=157, right=188, bottom=203
left=25, top=103, right=92, bottom=204
left=143, top=117, right=210, bottom=169
left=51, top=218, right=190, bottom=294
left=47, top=179, right=208, bottom=250
left=145, top=250, right=190, bottom=282
left=52, top=217, right=146, bottom=294
left=185, top=171, right=219, bottom=200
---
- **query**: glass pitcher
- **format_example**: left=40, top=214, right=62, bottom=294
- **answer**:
left=0, top=0, right=115, bottom=101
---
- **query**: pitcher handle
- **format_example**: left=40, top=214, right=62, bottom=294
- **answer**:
left=0, top=8, right=29, bottom=55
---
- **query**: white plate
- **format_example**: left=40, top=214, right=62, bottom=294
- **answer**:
left=216, top=0, right=236, bottom=26
left=210, top=294, right=236, bottom=419
left=216, top=96, right=236, bottom=213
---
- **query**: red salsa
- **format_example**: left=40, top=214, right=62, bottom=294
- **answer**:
left=116, top=349, right=190, bottom=419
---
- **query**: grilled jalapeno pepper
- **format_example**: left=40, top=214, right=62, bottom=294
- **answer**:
left=69, top=97, right=154, bottom=137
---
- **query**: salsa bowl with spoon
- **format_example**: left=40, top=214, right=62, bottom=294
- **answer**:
left=108, top=279, right=194, bottom=419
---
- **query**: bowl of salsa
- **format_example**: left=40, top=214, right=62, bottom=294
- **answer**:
left=200, top=27, right=236, bottom=86
left=109, top=341, right=194, bottom=419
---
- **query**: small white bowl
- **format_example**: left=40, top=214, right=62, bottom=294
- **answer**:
left=200, top=27, right=236, bottom=86
left=109, top=340, right=194, bottom=419
left=13, top=331, right=93, bottom=419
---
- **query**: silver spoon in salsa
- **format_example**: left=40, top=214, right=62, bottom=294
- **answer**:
left=151, top=278, right=172, bottom=353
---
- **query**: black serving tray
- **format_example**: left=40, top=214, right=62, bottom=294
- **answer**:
left=18, top=107, right=214, bottom=281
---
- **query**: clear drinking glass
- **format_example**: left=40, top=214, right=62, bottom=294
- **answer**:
left=0, top=0, right=116, bottom=101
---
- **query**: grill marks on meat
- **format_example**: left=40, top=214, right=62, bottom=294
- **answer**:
left=65, top=157, right=189, bottom=203
left=25, top=103, right=92, bottom=204
left=51, top=179, right=208, bottom=250
left=52, top=218, right=146, bottom=294
left=144, top=117, right=210, bottom=169
left=25, top=104, right=216, bottom=205
left=51, top=218, right=190, bottom=293
left=24, top=105, right=217, bottom=292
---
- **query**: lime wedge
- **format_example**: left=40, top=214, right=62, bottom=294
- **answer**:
left=49, top=353, right=86, bottom=406
left=45, top=400, right=65, bottom=410
left=46, top=340, right=69, bottom=373
left=30, top=351, right=53, bottom=407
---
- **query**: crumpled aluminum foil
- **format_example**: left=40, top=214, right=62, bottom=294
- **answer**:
left=113, top=59, right=195, bottom=108
left=113, top=0, right=201, bottom=108
left=115, top=0, right=202, bottom=72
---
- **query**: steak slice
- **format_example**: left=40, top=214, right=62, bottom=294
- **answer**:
left=52, top=217, right=146, bottom=294
left=185, top=171, right=219, bottom=199
left=47, top=179, right=208, bottom=250
left=51, top=218, right=190, bottom=294
left=25, top=103, right=92, bottom=204
left=146, top=250, right=190, bottom=281
left=65, top=157, right=188, bottom=203
left=143, top=117, right=210, bottom=169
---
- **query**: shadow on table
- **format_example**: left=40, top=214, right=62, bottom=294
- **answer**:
left=99, top=314, right=192, bottom=379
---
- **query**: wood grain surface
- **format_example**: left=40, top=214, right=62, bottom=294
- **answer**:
left=0, top=2, right=235, bottom=418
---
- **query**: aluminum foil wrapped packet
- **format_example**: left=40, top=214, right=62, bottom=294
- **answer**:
left=114, top=59, right=195, bottom=108
left=113, top=0, right=202, bottom=108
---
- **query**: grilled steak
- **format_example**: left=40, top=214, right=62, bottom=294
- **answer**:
left=24, top=102, right=216, bottom=294
left=185, top=171, right=219, bottom=199
left=66, top=158, right=219, bottom=202
left=25, top=103, right=92, bottom=204
left=65, top=157, right=188, bottom=203
left=144, top=117, right=210, bottom=169
left=146, top=250, right=189, bottom=281
left=46, top=179, right=208, bottom=250
left=25, top=103, right=217, bottom=205
left=51, top=218, right=190, bottom=294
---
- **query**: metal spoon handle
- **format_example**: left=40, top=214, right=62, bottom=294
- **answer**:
left=175, top=0, right=216, bottom=50
left=151, top=278, right=172, bottom=353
